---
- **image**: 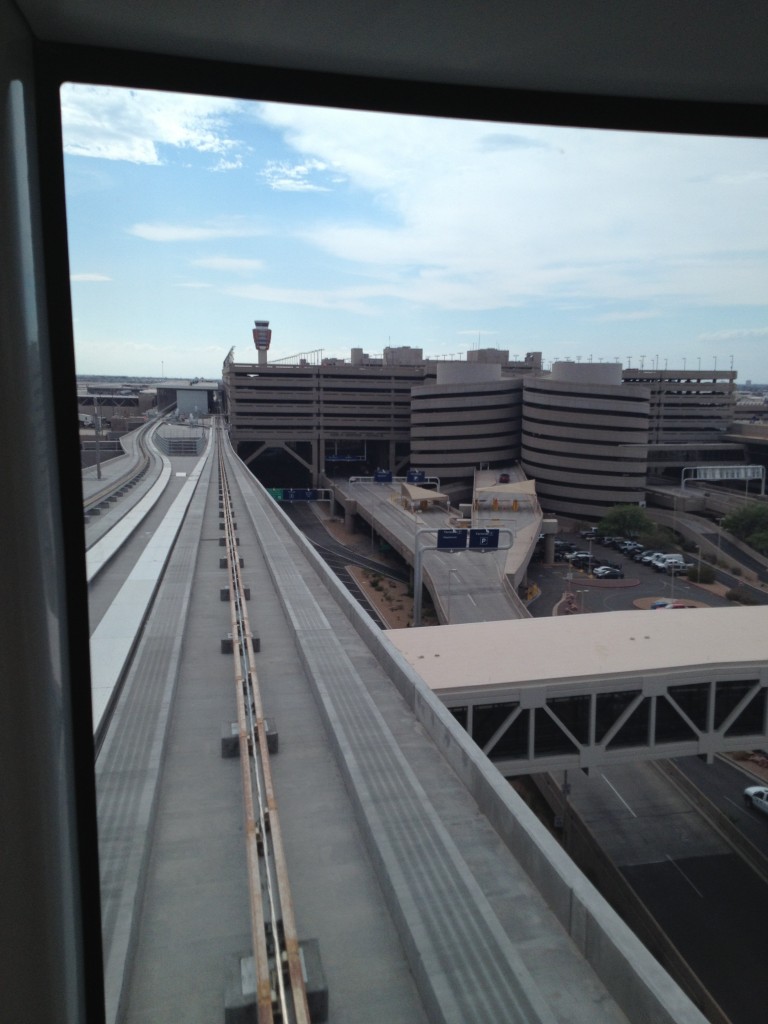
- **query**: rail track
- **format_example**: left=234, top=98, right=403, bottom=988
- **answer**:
left=218, top=430, right=311, bottom=1024
left=82, top=416, right=157, bottom=518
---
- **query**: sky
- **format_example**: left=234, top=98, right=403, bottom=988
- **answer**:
left=62, top=84, right=768, bottom=383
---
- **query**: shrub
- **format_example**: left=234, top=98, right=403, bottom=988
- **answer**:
left=726, top=587, right=759, bottom=605
left=688, top=564, right=715, bottom=584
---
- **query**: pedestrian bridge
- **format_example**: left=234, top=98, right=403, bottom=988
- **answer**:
left=387, top=606, right=768, bottom=776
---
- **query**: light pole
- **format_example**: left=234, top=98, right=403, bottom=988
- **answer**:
left=95, top=398, right=102, bottom=480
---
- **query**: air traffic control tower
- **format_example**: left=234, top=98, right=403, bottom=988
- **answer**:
left=252, top=319, right=272, bottom=366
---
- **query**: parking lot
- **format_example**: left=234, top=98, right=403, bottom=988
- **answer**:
left=528, top=531, right=737, bottom=617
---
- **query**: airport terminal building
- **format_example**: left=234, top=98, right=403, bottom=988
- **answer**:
left=223, top=324, right=741, bottom=512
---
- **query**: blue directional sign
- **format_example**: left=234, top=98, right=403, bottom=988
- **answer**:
left=436, top=529, right=468, bottom=550
left=469, top=528, right=500, bottom=549
left=406, top=469, right=426, bottom=483
left=373, top=468, right=393, bottom=482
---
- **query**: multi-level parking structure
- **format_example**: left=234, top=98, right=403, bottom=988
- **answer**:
left=410, top=363, right=524, bottom=483
left=521, top=362, right=651, bottom=519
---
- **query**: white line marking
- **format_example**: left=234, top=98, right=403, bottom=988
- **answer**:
left=725, top=796, right=749, bottom=815
left=600, top=774, right=637, bottom=817
left=665, top=854, right=704, bottom=898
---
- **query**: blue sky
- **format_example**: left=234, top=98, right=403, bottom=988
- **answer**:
left=62, top=85, right=768, bottom=382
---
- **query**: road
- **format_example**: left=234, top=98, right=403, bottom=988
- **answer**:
left=281, top=501, right=409, bottom=628
left=561, top=760, right=768, bottom=1024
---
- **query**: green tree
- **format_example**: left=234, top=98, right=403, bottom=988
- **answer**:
left=746, top=527, right=768, bottom=556
left=596, top=505, right=655, bottom=538
left=722, top=504, right=768, bottom=543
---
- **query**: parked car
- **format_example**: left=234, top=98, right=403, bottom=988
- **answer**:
left=624, top=542, right=644, bottom=555
left=564, top=550, right=591, bottom=561
left=593, top=567, right=624, bottom=579
left=666, top=561, right=694, bottom=576
left=641, top=551, right=664, bottom=564
left=634, top=549, right=656, bottom=562
left=744, top=786, right=768, bottom=816
left=571, top=555, right=601, bottom=570
left=652, top=554, right=686, bottom=572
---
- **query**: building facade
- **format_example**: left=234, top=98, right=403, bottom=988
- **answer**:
left=224, top=336, right=744, bottom=510
left=410, top=362, right=523, bottom=482
left=521, top=362, right=651, bottom=518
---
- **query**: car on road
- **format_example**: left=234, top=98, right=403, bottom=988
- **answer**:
left=744, top=786, right=768, bottom=816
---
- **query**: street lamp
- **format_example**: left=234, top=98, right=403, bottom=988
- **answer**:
left=95, top=398, right=102, bottom=480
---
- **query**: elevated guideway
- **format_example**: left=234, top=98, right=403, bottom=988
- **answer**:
left=86, top=423, right=214, bottom=738
left=92, top=429, right=711, bottom=1024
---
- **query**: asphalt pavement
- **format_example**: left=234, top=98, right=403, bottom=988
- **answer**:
left=528, top=533, right=743, bottom=618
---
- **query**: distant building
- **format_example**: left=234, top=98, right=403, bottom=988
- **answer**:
left=223, top=326, right=744, bottom=508
left=521, top=362, right=650, bottom=518
left=223, top=336, right=542, bottom=486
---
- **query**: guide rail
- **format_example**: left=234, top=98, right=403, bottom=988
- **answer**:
left=218, top=432, right=310, bottom=1024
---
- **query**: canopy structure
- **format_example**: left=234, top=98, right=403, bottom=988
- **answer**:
left=400, top=482, right=451, bottom=513
left=474, top=479, right=539, bottom=513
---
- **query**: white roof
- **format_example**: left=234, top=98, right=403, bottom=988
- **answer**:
left=400, top=482, right=450, bottom=502
left=386, top=606, right=768, bottom=694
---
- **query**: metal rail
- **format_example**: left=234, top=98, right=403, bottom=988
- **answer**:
left=218, top=429, right=311, bottom=1024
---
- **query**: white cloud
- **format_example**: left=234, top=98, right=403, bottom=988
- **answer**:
left=192, top=256, right=265, bottom=272
left=70, top=272, right=111, bottom=282
left=225, top=282, right=378, bottom=315
left=256, top=103, right=768, bottom=312
left=61, top=84, right=244, bottom=165
left=261, top=158, right=331, bottom=191
left=592, top=309, right=662, bottom=322
left=698, top=327, right=768, bottom=342
left=128, top=220, right=264, bottom=242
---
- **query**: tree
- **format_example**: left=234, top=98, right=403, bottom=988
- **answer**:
left=722, top=504, right=768, bottom=544
left=596, top=505, right=655, bottom=538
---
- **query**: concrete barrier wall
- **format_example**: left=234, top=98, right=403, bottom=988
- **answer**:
left=247, top=472, right=709, bottom=1024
